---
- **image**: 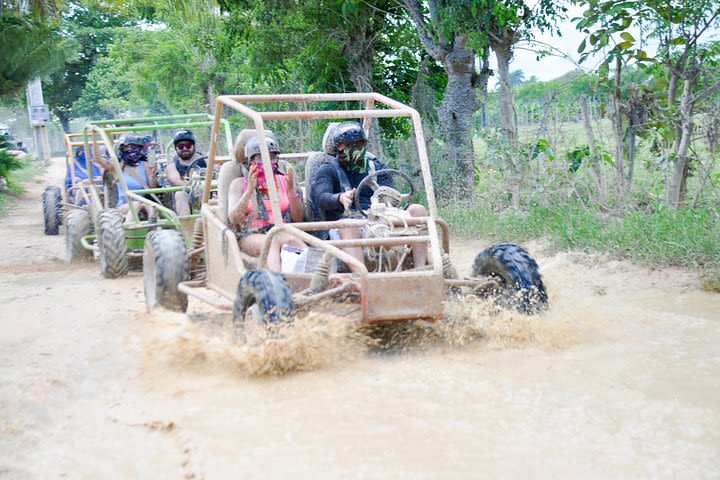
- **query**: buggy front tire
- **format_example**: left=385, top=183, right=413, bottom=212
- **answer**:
left=42, top=185, right=62, bottom=235
left=232, top=270, right=295, bottom=339
left=66, top=209, right=93, bottom=263
left=143, top=229, right=188, bottom=312
left=97, top=209, right=129, bottom=278
left=472, top=243, right=548, bottom=314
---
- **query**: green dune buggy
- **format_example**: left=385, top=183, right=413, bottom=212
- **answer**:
left=74, top=114, right=234, bottom=296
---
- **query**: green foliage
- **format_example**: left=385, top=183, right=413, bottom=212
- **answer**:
left=44, top=2, right=135, bottom=128
left=72, top=55, right=140, bottom=117
left=0, top=133, right=26, bottom=192
left=433, top=0, right=567, bottom=53
left=0, top=14, right=77, bottom=97
left=442, top=203, right=720, bottom=270
left=566, top=144, right=614, bottom=173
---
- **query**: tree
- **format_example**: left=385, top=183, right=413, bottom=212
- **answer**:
left=218, top=0, right=413, bottom=154
left=43, top=3, right=133, bottom=132
left=509, top=69, right=525, bottom=87
left=399, top=0, right=566, bottom=194
left=575, top=0, right=720, bottom=207
left=400, top=1, right=491, bottom=194
left=72, top=55, right=140, bottom=118
left=0, top=13, right=76, bottom=97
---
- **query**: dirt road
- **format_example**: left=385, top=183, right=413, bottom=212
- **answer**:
left=1, top=159, right=719, bottom=479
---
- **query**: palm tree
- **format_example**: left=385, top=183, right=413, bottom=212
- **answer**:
left=0, top=14, right=76, bottom=97
left=509, top=69, right=525, bottom=87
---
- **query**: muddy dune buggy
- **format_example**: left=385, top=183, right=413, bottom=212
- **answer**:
left=144, top=93, right=547, bottom=334
left=73, top=114, right=233, bottom=284
left=41, top=133, right=115, bottom=252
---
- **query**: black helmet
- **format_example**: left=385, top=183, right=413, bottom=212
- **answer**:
left=173, top=129, right=196, bottom=146
left=332, top=121, right=367, bottom=148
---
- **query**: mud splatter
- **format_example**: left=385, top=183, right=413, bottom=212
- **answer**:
left=146, top=311, right=371, bottom=376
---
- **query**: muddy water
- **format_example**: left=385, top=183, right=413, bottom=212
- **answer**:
left=1, top=158, right=719, bottom=479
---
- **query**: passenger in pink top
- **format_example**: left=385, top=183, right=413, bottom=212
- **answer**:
left=227, top=135, right=306, bottom=271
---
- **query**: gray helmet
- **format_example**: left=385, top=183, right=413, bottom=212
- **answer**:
left=114, top=133, right=146, bottom=156
left=244, top=135, right=280, bottom=160
left=118, top=133, right=146, bottom=148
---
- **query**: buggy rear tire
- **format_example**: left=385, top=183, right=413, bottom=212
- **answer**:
left=472, top=243, right=548, bottom=314
left=97, top=209, right=129, bottom=278
left=66, top=209, right=93, bottom=263
left=42, top=185, right=62, bottom=235
left=233, top=270, right=295, bottom=338
left=143, top=229, right=188, bottom=312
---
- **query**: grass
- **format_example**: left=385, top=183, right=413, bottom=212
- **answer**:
left=0, top=158, right=46, bottom=212
left=441, top=203, right=720, bottom=273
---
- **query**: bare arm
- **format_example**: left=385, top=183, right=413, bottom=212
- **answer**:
left=228, top=166, right=258, bottom=226
left=144, top=163, right=158, bottom=188
left=284, top=165, right=305, bottom=223
left=165, top=162, right=188, bottom=186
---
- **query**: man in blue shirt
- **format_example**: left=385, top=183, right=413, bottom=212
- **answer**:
left=311, top=121, right=428, bottom=270
left=65, top=146, right=101, bottom=203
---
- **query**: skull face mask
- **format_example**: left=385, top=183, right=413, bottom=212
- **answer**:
left=120, top=144, right=143, bottom=166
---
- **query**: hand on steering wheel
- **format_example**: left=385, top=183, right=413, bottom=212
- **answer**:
left=353, top=168, right=415, bottom=217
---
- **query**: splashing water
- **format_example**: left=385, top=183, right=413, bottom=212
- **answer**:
left=146, top=311, right=371, bottom=376
left=146, top=291, right=576, bottom=377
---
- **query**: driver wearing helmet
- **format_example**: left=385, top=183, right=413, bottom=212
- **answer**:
left=164, top=130, right=208, bottom=216
left=65, top=146, right=101, bottom=190
left=114, top=133, right=157, bottom=222
left=311, top=121, right=427, bottom=270
left=227, top=134, right=307, bottom=271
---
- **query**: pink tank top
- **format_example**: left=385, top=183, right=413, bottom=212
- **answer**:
left=242, top=174, right=290, bottom=229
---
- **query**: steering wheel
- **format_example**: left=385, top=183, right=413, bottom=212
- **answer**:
left=354, top=168, right=415, bottom=217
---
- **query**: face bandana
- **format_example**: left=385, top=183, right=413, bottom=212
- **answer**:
left=250, top=160, right=279, bottom=193
left=120, top=146, right=143, bottom=167
left=338, top=145, right=367, bottom=173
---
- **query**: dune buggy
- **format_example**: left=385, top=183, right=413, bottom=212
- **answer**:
left=74, top=114, right=233, bottom=288
left=145, top=93, right=547, bottom=332
left=42, top=132, right=114, bottom=251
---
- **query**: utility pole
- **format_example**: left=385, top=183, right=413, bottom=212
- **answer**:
left=26, top=78, right=52, bottom=165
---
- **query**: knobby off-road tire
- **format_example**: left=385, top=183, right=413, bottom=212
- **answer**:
left=472, top=243, right=548, bottom=314
left=66, top=209, right=94, bottom=263
left=42, top=185, right=62, bottom=235
left=97, top=209, right=129, bottom=278
left=143, top=229, right=188, bottom=312
left=233, top=270, right=295, bottom=339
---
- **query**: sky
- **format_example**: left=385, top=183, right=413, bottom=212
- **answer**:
left=502, top=4, right=720, bottom=85
left=494, top=5, right=602, bottom=84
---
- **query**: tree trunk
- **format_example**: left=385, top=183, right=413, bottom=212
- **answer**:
left=492, top=42, right=518, bottom=149
left=611, top=56, right=626, bottom=193
left=57, top=112, right=71, bottom=134
left=410, top=57, right=437, bottom=175
left=343, top=28, right=383, bottom=158
left=669, top=76, right=695, bottom=208
left=580, top=94, right=603, bottom=197
left=438, top=39, right=481, bottom=194
left=203, top=83, right=216, bottom=115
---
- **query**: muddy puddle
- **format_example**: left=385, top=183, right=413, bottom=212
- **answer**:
left=1, top=158, right=719, bottom=479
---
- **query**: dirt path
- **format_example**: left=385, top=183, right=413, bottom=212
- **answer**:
left=1, top=158, right=719, bottom=479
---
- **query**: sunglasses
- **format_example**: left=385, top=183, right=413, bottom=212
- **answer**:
left=176, top=142, right=195, bottom=151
